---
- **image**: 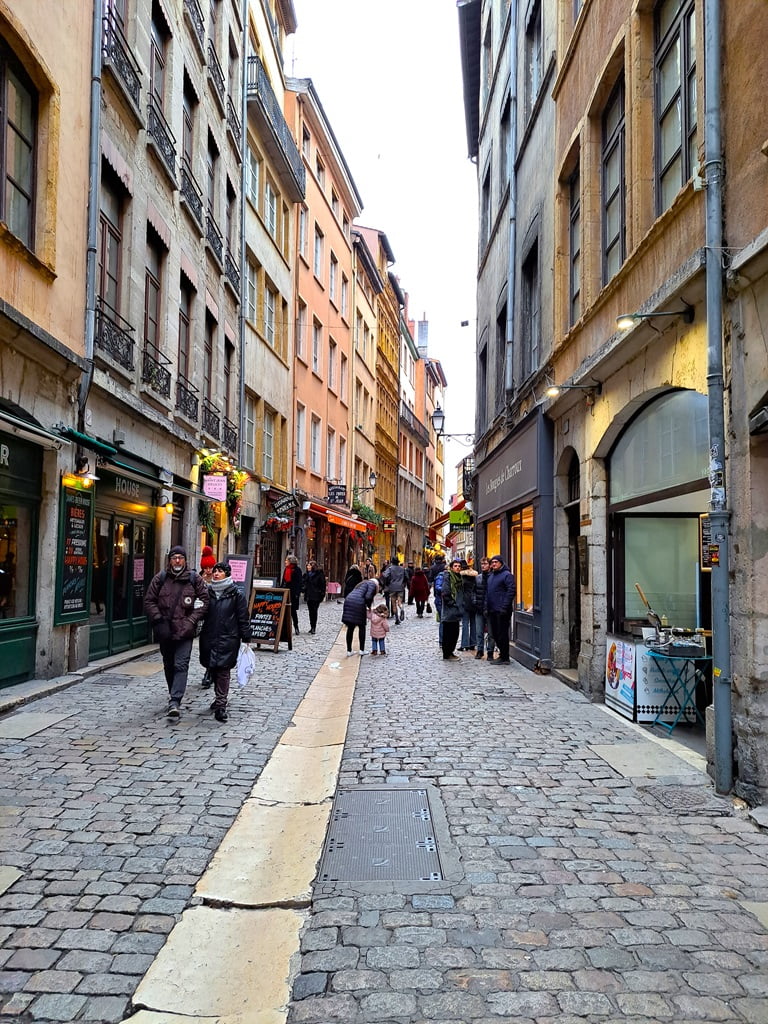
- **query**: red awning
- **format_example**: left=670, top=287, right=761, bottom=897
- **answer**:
left=303, top=501, right=367, bottom=533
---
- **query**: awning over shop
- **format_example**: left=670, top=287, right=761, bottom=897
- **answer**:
left=0, top=402, right=72, bottom=451
left=302, top=500, right=367, bottom=533
left=102, top=457, right=217, bottom=503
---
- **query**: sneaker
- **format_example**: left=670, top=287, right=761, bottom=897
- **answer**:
left=358, top=650, right=368, bottom=656
left=346, top=651, right=355, bottom=657
left=166, top=702, right=180, bottom=719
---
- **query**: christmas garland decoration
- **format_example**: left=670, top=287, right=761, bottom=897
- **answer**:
left=197, top=455, right=250, bottom=535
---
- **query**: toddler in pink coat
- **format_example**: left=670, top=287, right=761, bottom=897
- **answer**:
left=367, top=602, right=391, bottom=655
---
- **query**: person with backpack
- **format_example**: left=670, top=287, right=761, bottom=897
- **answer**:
left=433, top=564, right=445, bottom=646
left=198, top=561, right=252, bottom=723
left=341, top=577, right=378, bottom=655
left=382, top=556, right=406, bottom=622
left=145, top=546, right=209, bottom=719
left=440, top=558, right=466, bottom=660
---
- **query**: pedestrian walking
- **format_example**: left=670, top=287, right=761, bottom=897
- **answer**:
left=198, top=562, right=252, bottom=723
left=405, top=560, right=416, bottom=604
left=342, top=562, right=363, bottom=597
left=433, top=562, right=446, bottom=646
left=458, top=558, right=478, bottom=650
left=145, top=546, right=209, bottom=719
left=440, top=558, right=465, bottom=660
left=486, top=554, right=515, bottom=664
left=473, top=556, right=496, bottom=659
left=341, top=577, right=378, bottom=655
left=367, top=601, right=390, bottom=655
left=199, top=545, right=217, bottom=688
left=303, top=559, right=326, bottom=634
left=409, top=565, right=430, bottom=617
left=428, top=552, right=446, bottom=587
left=280, top=555, right=303, bottom=633
left=382, top=556, right=406, bottom=622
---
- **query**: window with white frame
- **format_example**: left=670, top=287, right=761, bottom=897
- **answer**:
left=313, top=225, right=324, bottom=280
left=602, top=76, right=626, bottom=283
left=244, top=393, right=255, bottom=468
left=340, top=352, right=348, bottom=402
left=328, top=338, right=337, bottom=392
left=264, top=179, right=277, bottom=237
left=338, top=437, right=346, bottom=483
left=298, top=205, right=308, bottom=258
left=1, top=41, right=38, bottom=248
left=263, top=409, right=274, bottom=478
left=264, top=282, right=276, bottom=346
left=326, top=426, right=335, bottom=480
left=341, top=273, right=349, bottom=319
left=246, top=258, right=257, bottom=322
left=312, top=319, right=321, bottom=374
left=310, top=414, right=321, bottom=473
left=331, top=189, right=339, bottom=218
left=329, top=252, right=338, bottom=303
left=521, top=239, right=540, bottom=379
left=524, top=1, right=543, bottom=121
left=296, top=299, right=307, bottom=360
left=246, top=144, right=260, bottom=207
left=569, top=163, right=581, bottom=324
left=315, top=155, right=325, bottom=187
left=302, top=124, right=310, bottom=158
left=655, top=0, right=697, bottom=214
left=296, top=403, right=306, bottom=465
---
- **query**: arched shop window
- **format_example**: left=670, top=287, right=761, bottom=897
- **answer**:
left=609, top=390, right=709, bottom=633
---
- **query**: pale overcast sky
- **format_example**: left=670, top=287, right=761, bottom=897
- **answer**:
left=288, top=0, right=479, bottom=490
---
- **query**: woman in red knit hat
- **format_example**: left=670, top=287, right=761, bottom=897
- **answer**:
left=199, top=545, right=216, bottom=583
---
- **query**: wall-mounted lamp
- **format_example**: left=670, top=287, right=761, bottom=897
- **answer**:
left=616, top=302, right=694, bottom=331
left=544, top=379, right=603, bottom=399
left=354, top=471, right=378, bottom=495
left=159, top=493, right=174, bottom=515
left=191, top=453, right=200, bottom=467
left=430, top=405, right=475, bottom=444
left=75, top=456, right=99, bottom=482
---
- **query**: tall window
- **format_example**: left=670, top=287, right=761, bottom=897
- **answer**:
left=98, top=169, right=123, bottom=314
left=207, top=133, right=218, bottom=216
left=339, top=438, right=346, bottom=483
left=522, top=240, right=540, bottom=379
left=480, top=166, right=491, bottom=251
left=225, top=179, right=236, bottom=251
left=263, top=410, right=274, bottom=478
left=246, top=144, right=260, bottom=207
left=182, top=74, right=196, bottom=174
left=150, top=5, right=168, bottom=113
left=264, top=283, right=276, bottom=346
left=144, top=229, right=163, bottom=350
left=178, top=276, right=193, bottom=380
left=602, top=77, right=625, bottom=283
left=1, top=47, right=36, bottom=249
left=655, top=0, right=697, bottom=213
left=298, top=205, right=308, bottom=258
left=246, top=258, right=257, bottom=322
left=302, top=125, right=310, bottom=158
left=341, top=274, right=349, bottom=319
left=224, top=340, right=233, bottom=419
left=499, top=97, right=511, bottom=193
left=478, top=337, right=488, bottom=429
left=310, top=415, right=321, bottom=473
left=204, top=313, right=215, bottom=400
left=329, top=253, right=338, bottom=303
left=312, top=319, right=321, bottom=374
left=328, top=338, right=337, bottom=391
left=296, top=300, right=307, bottom=360
left=524, top=1, right=543, bottom=120
left=244, top=394, right=255, bottom=468
left=296, top=403, right=306, bottom=465
left=264, top=179, right=276, bottom=237
left=569, top=164, right=581, bottom=324
left=326, top=427, right=335, bottom=480
left=313, top=225, right=324, bottom=279
left=340, top=352, right=348, bottom=402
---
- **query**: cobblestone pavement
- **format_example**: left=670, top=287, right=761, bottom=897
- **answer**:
left=3, top=601, right=768, bottom=1024
left=287, top=611, right=768, bottom=1024
left=0, top=601, right=343, bottom=1023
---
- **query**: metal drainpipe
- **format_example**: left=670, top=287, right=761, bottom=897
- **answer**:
left=79, top=0, right=104, bottom=428
left=238, top=0, right=248, bottom=471
left=504, top=0, right=519, bottom=395
left=704, top=0, right=732, bottom=794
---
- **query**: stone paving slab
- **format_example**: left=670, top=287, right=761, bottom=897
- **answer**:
left=0, top=710, right=76, bottom=738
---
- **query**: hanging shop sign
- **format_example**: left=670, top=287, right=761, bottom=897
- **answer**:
left=327, top=484, right=347, bottom=505
left=54, top=483, right=94, bottom=624
left=272, top=492, right=300, bottom=516
left=202, top=473, right=228, bottom=501
left=224, top=553, right=253, bottom=597
left=383, top=519, right=395, bottom=532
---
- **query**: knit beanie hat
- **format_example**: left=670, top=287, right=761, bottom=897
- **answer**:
left=168, top=545, right=187, bottom=560
left=200, top=545, right=215, bottom=571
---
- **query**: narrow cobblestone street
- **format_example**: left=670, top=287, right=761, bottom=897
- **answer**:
left=2, top=602, right=768, bottom=1023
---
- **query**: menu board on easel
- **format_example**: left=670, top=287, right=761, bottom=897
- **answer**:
left=54, top=484, right=94, bottom=624
left=249, top=586, right=292, bottom=651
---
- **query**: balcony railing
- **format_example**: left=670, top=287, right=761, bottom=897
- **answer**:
left=207, top=41, right=226, bottom=112
left=223, top=417, right=238, bottom=453
left=147, top=96, right=177, bottom=179
left=202, top=399, right=221, bottom=440
left=206, top=210, right=223, bottom=265
left=224, top=250, right=240, bottom=295
left=183, top=0, right=205, bottom=57
left=399, top=400, right=430, bottom=446
left=176, top=374, right=199, bottom=421
left=246, top=55, right=305, bottom=202
left=95, top=300, right=135, bottom=371
left=180, top=161, right=204, bottom=232
left=141, top=342, right=172, bottom=398
left=226, top=95, right=242, bottom=154
left=102, top=9, right=142, bottom=110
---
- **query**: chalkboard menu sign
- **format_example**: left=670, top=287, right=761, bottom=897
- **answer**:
left=249, top=586, right=292, bottom=651
left=55, top=484, right=94, bottom=624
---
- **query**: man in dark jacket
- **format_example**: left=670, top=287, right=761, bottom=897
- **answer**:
left=199, top=562, right=252, bottom=723
left=473, top=556, right=495, bottom=660
left=145, top=546, right=209, bottom=718
left=341, top=578, right=379, bottom=654
left=485, top=555, right=515, bottom=664
left=303, top=560, right=326, bottom=634
left=382, top=557, right=406, bottom=621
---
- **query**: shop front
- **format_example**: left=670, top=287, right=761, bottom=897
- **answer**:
left=475, top=410, right=554, bottom=669
left=301, top=500, right=367, bottom=588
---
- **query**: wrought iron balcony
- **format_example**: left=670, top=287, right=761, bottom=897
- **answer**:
left=95, top=300, right=135, bottom=372
left=176, top=374, right=199, bottom=421
left=226, top=96, right=242, bottom=154
left=206, top=210, right=223, bottom=265
left=246, top=55, right=305, bottom=202
left=207, top=41, right=226, bottom=113
left=180, top=161, right=204, bottom=232
left=399, top=400, right=430, bottom=446
left=147, top=96, right=177, bottom=180
left=224, top=250, right=240, bottom=295
left=183, top=0, right=205, bottom=59
left=202, top=399, right=221, bottom=440
left=141, top=341, right=172, bottom=399
left=223, top=417, right=238, bottom=453
left=101, top=9, right=142, bottom=111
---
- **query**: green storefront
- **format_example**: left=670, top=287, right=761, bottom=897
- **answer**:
left=0, top=430, right=41, bottom=687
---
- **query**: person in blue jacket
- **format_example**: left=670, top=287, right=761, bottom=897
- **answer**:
left=341, top=577, right=379, bottom=655
left=485, top=555, right=515, bottom=665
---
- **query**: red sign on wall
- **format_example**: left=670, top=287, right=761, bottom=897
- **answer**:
left=383, top=519, right=395, bottom=532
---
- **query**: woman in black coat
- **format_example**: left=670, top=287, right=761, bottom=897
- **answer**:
left=341, top=578, right=378, bottom=655
left=199, top=562, right=252, bottom=723
left=303, top=560, right=326, bottom=634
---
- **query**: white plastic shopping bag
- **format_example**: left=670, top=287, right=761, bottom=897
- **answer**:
left=236, top=642, right=256, bottom=688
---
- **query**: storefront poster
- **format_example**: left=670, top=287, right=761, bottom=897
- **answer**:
left=55, top=484, right=94, bottom=623
left=604, top=634, right=636, bottom=720
left=202, top=474, right=227, bottom=501
left=225, top=553, right=253, bottom=597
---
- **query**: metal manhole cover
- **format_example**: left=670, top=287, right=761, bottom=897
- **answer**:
left=318, top=787, right=443, bottom=882
left=639, top=784, right=727, bottom=814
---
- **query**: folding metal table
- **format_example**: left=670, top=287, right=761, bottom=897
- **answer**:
left=647, top=650, right=710, bottom=734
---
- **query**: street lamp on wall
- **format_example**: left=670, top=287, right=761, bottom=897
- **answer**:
left=431, top=405, right=475, bottom=445
left=354, top=471, right=377, bottom=495
left=616, top=303, right=694, bottom=330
